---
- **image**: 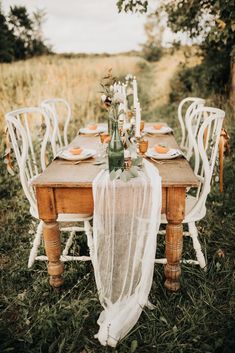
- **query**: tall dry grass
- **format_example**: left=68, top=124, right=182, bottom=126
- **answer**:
left=0, top=55, right=144, bottom=133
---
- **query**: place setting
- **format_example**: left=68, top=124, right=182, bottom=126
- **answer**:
left=79, top=123, right=107, bottom=135
left=145, top=144, right=182, bottom=164
left=144, top=122, right=173, bottom=135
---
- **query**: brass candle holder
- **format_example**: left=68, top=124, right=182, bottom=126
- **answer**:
left=140, top=120, right=145, bottom=132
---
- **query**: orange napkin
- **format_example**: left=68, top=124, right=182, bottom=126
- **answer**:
left=154, top=144, right=169, bottom=154
left=87, top=124, right=97, bottom=130
left=153, top=123, right=165, bottom=130
left=70, top=148, right=83, bottom=155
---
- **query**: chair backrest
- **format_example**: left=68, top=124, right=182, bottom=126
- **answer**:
left=41, top=98, right=71, bottom=156
left=5, top=107, right=51, bottom=215
left=178, top=97, right=205, bottom=155
left=185, top=106, right=225, bottom=219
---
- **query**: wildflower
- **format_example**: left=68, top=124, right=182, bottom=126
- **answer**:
left=125, top=73, right=133, bottom=81
left=113, top=92, right=124, bottom=104
left=101, top=94, right=107, bottom=102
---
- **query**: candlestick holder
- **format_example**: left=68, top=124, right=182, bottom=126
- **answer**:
left=140, top=120, right=145, bottom=132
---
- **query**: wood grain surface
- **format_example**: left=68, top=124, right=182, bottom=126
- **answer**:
left=32, top=124, right=199, bottom=188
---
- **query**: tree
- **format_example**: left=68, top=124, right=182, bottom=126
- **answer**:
left=0, top=5, right=15, bottom=62
left=9, top=6, right=35, bottom=59
left=117, top=0, right=148, bottom=13
left=117, top=0, right=235, bottom=101
left=31, top=9, right=51, bottom=56
left=141, top=13, right=163, bottom=62
left=0, top=3, right=50, bottom=62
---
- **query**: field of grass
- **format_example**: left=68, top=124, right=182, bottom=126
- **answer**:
left=0, top=54, right=145, bottom=133
left=0, top=51, right=235, bottom=353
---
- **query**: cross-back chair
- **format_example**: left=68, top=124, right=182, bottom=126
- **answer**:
left=178, top=97, right=205, bottom=159
left=157, top=106, right=225, bottom=269
left=5, top=107, right=93, bottom=268
left=41, top=98, right=72, bottom=157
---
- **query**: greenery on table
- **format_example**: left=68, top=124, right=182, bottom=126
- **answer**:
left=109, top=165, right=139, bottom=182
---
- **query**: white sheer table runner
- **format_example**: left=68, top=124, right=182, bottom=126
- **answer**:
left=92, top=160, right=162, bottom=347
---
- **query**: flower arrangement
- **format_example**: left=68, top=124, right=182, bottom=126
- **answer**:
left=100, top=69, right=142, bottom=182
left=100, top=69, right=125, bottom=124
left=100, top=69, right=142, bottom=181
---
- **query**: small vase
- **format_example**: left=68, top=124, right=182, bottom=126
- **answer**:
left=108, top=121, right=124, bottom=173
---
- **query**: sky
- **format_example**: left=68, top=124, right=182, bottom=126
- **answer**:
left=2, top=0, right=149, bottom=53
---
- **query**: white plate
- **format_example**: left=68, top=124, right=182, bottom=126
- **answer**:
left=145, top=147, right=181, bottom=160
left=59, top=148, right=96, bottom=161
left=144, top=126, right=172, bottom=134
left=79, top=126, right=107, bottom=135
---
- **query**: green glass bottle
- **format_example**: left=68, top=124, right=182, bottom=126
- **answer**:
left=108, top=117, right=113, bottom=136
left=108, top=120, right=124, bottom=173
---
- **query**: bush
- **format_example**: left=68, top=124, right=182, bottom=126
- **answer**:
left=142, top=43, right=163, bottom=62
left=170, top=50, right=231, bottom=103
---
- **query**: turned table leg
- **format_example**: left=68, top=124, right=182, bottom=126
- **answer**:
left=35, top=187, right=64, bottom=288
left=43, top=221, right=64, bottom=287
left=164, top=187, right=186, bottom=291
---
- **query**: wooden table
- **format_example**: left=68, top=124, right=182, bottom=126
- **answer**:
left=32, top=127, right=199, bottom=291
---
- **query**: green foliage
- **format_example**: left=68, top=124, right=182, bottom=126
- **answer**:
left=141, top=14, right=163, bottom=62
left=163, top=0, right=235, bottom=94
left=0, top=5, right=50, bottom=62
left=118, top=0, right=235, bottom=95
left=116, top=0, right=148, bottom=13
left=0, top=11, right=15, bottom=62
left=142, top=42, right=163, bottom=62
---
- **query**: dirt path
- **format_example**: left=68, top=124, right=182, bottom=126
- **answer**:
left=149, top=51, right=185, bottom=108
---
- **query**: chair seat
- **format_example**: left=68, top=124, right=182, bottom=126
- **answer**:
left=30, top=206, right=92, bottom=222
left=161, top=195, right=206, bottom=224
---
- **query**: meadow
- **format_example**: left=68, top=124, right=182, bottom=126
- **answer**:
left=0, top=51, right=234, bottom=353
left=0, top=54, right=145, bottom=134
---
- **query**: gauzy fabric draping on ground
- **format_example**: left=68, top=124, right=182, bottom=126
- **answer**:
left=92, top=160, right=162, bottom=347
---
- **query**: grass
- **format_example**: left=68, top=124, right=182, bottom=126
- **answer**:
left=0, top=52, right=235, bottom=353
left=0, top=54, right=145, bottom=134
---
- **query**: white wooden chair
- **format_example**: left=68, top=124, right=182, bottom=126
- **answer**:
left=156, top=107, right=225, bottom=269
left=5, top=107, right=93, bottom=268
left=178, top=97, right=205, bottom=159
left=41, top=98, right=71, bottom=157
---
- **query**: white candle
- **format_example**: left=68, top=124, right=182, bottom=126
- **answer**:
left=132, top=77, right=138, bottom=110
left=135, top=102, right=141, bottom=138
left=122, top=83, right=128, bottom=113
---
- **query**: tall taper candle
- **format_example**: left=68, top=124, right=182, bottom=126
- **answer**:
left=135, top=102, right=141, bottom=137
left=133, top=76, right=138, bottom=110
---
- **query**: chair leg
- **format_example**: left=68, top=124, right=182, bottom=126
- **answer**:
left=63, top=230, right=76, bottom=256
left=28, top=220, right=43, bottom=268
left=188, top=222, right=207, bottom=270
left=84, top=220, right=93, bottom=259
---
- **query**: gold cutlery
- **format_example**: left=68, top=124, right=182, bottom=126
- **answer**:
left=58, top=160, right=93, bottom=165
left=149, top=157, right=177, bottom=165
